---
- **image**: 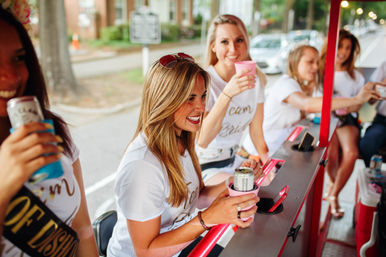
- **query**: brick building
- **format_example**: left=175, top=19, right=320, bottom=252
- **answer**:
left=64, top=0, right=194, bottom=40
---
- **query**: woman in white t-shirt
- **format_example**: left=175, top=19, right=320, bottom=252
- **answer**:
left=242, top=45, right=378, bottom=159
left=0, top=7, right=98, bottom=256
left=196, top=14, right=268, bottom=185
left=107, top=53, right=259, bottom=257
left=319, top=29, right=367, bottom=218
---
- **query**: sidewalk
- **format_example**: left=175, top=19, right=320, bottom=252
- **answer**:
left=70, top=40, right=204, bottom=79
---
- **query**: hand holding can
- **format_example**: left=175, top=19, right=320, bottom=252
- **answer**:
left=7, top=96, right=64, bottom=184
left=227, top=167, right=260, bottom=221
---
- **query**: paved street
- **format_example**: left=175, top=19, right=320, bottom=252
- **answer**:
left=72, top=42, right=206, bottom=79
left=53, top=29, right=386, bottom=220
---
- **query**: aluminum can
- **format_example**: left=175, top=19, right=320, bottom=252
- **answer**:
left=233, top=167, right=254, bottom=192
left=6, top=96, right=61, bottom=184
left=7, top=96, right=44, bottom=128
left=370, top=154, right=383, bottom=176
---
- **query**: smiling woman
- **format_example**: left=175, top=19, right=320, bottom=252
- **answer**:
left=107, top=53, right=260, bottom=257
left=196, top=14, right=269, bottom=186
left=0, top=6, right=98, bottom=257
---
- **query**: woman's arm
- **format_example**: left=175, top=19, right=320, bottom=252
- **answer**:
left=197, top=71, right=256, bottom=148
left=249, top=103, right=269, bottom=163
left=0, top=122, right=62, bottom=235
left=285, top=82, right=381, bottom=113
left=127, top=190, right=258, bottom=257
left=71, top=159, right=99, bottom=257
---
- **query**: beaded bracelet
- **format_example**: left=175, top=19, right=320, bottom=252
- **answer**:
left=197, top=211, right=210, bottom=230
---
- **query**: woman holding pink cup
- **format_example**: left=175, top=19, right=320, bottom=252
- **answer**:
left=196, top=14, right=269, bottom=186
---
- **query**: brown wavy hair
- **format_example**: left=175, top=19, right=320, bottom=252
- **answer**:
left=133, top=56, right=209, bottom=207
left=319, top=29, right=360, bottom=84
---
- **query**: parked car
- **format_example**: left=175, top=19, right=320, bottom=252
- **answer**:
left=287, top=30, right=324, bottom=51
left=249, top=33, right=290, bottom=74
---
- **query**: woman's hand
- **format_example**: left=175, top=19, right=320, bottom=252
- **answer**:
left=0, top=122, right=63, bottom=203
left=223, top=69, right=256, bottom=98
left=202, top=189, right=259, bottom=228
left=355, top=82, right=385, bottom=104
left=239, top=159, right=264, bottom=181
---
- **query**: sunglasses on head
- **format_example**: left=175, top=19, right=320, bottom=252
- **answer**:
left=159, top=52, right=195, bottom=68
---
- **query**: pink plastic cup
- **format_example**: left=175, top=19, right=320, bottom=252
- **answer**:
left=235, top=61, right=257, bottom=76
left=227, top=181, right=259, bottom=221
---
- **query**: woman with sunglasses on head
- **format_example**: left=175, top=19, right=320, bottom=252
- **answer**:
left=319, top=29, right=374, bottom=218
left=107, top=53, right=260, bottom=257
left=0, top=4, right=98, bottom=257
left=196, top=14, right=269, bottom=186
left=241, top=44, right=380, bottom=164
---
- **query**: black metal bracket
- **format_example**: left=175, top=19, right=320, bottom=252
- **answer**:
left=287, top=224, right=301, bottom=242
left=319, top=159, right=328, bottom=167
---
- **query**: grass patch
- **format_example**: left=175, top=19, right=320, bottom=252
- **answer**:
left=121, top=69, right=145, bottom=85
left=87, top=39, right=141, bottom=49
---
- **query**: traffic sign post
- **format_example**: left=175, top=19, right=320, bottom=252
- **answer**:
left=130, top=6, right=161, bottom=75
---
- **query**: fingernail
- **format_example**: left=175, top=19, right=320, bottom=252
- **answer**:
left=58, top=146, right=64, bottom=152
left=56, top=136, right=63, bottom=143
left=45, top=123, right=54, bottom=129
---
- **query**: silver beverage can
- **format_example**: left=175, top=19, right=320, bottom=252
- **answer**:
left=370, top=154, right=383, bottom=176
left=7, top=96, right=47, bottom=183
left=234, top=167, right=254, bottom=192
left=7, top=96, right=44, bottom=128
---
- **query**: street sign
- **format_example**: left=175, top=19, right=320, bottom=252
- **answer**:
left=130, top=7, right=161, bottom=45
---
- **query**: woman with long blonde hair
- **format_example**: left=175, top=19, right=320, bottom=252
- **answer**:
left=107, top=53, right=259, bottom=257
left=197, top=14, right=268, bottom=186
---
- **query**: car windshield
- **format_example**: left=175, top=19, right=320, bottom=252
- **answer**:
left=289, top=34, right=311, bottom=42
left=252, top=38, right=281, bottom=49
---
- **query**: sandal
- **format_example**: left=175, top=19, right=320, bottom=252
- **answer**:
left=327, top=196, right=345, bottom=219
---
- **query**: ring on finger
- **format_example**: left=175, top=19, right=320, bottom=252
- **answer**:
left=237, top=210, right=241, bottom=219
left=236, top=205, right=242, bottom=212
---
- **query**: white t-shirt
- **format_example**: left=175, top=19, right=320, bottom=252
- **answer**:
left=333, top=70, right=364, bottom=98
left=107, top=133, right=200, bottom=257
left=243, top=75, right=302, bottom=156
left=1, top=131, right=80, bottom=257
left=370, top=61, right=386, bottom=116
left=197, top=66, right=264, bottom=166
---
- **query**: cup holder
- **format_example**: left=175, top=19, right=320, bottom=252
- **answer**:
left=291, top=143, right=314, bottom=152
left=256, top=197, right=283, bottom=215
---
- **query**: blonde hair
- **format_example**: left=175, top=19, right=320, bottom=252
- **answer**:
left=133, top=56, right=208, bottom=207
left=287, top=45, right=319, bottom=91
left=319, top=29, right=360, bottom=84
left=205, top=14, right=267, bottom=86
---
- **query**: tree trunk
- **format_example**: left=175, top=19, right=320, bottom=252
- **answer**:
left=282, top=0, right=295, bottom=33
left=38, top=0, right=78, bottom=95
left=306, top=0, right=314, bottom=30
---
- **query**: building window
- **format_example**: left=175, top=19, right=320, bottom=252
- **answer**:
left=115, top=0, right=127, bottom=25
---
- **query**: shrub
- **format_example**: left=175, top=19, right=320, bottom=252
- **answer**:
left=161, top=23, right=180, bottom=42
left=119, top=23, right=130, bottom=41
left=100, top=26, right=122, bottom=41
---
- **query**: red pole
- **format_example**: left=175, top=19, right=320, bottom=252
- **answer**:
left=187, top=224, right=232, bottom=257
left=319, top=0, right=341, bottom=147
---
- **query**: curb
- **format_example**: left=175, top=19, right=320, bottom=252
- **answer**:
left=53, top=98, right=142, bottom=115
left=71, top=40, right=200, bottom=63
